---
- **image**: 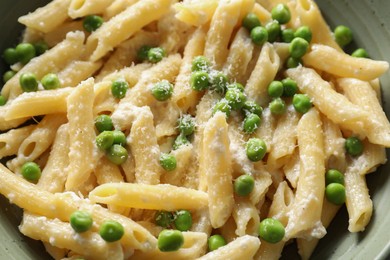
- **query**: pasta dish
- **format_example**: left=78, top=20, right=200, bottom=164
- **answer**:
left=0, top=0, right=388, bottom=259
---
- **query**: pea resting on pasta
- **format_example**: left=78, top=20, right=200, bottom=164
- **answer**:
left=0, top=0, right=389, bottom=259
left=3, top=70, right=16, bottom=83
left=155, top=211, right=174, bottom=228
left=157, top=230, right=184, bottom=252
left=99, top=220, right=124, bottom=242
left=41, top=73, right=61, bottom=90
left=208, top=234, right=227, bottom=251
left=70, top=210, right=93, bottom=233
left=258, top=218, right=285, bottom=244
left=94, top=115, right=114, bottom=133
left=19, top=72, right=38, bottom=92
left=191, top=55, right=211, bottom=72
left=242, top=13, right=261, bottom=32
left=173, top=210, right=192, bottom=231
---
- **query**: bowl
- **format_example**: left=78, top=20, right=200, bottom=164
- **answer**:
left=0, top=0, right=389, bottom=259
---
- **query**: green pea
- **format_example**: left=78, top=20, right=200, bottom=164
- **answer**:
left=213, top=100, right=232, bottom=117
left=325, top=183, right=346, bottom=205
left=155, top=211, right=174, bottom=228
left=271, top=4, right=291, bottom=24
left=227, top=82, right=245, bottom=93
left=191, top=56, right=211, bottom=72
left=292, top=94, right=312, bottom=114
left=345, top=136, right=363, bottom=156
left=225, top=89, right=247, bottom=110
left=23, top=163, right=37, bottom=180
left=246, top=138, right=267, bottom=162
left=267, top=80, right=284, bottom=98
left=158, top=229, right=184, bottom=252
left=281, top=28, right=295, bottom=43
left=289, top=37, right=309, bottom=59
left=111, top=79, right=129, bottom=99
left=0, top=96, right=6, bottom=106
left=265, top=20, right=281, bottom=43
left=2, top=48, right=19, bottom=65
left=294, top=26, right=312, bottom=42
left=173, top=133, right=190, bottom=150
left=21, top=162, right=41, bottom=182
left=159, top=153, right=177, bottom=171
left=106, top=144, right=128, bottom=165
left=250, top=26, right=268, bottom=46
left=334, top=25, right=353, bottom=47
left=148, top=47, right=166, bottom=63
left=190, top=71, right=210, bottom=91
left=210, top=72, right=229, bottom=94
left=178, top=115, right=195, bottom=136
left=70, top=211, right=93, bottom=233
left=19, top=72, right=38, bottom=92
left=3, top=70, right=16, bottom=83
left=286, top=56, right=301, bottom=68
left=243, top=113, right=261, bottom=134
left=208, top=235, right=226, bottom=251
left=137, top=45, right=152, bottom=61
left=96, top=131, right=114, bottom=151
left=152, top=80, right=173, bottom=101
left=281, top=78, right=298, bottom=97
left=83, top=15, right=104, bottom=32
left=269, top=97, right=286, bottom=115
left=351, top=48, right=369, bottom=58
left=325, top=169, right=344, bottom=186
left=15, top=43, right=36, bottom=64
left=112, top=130, right=127, bottom=146
left=174, top=210, right=192, bottom=231
left=242, top=13, right=261, bottom=31
left=94, top=115, right=113, bottom=133
left=99, top=220, right=124, bottom=242
left=258, top=218, right=285, bottom=243
left=234, top=174, right=255, bottom=196
left=242, top=101, right=263, bottom=117
left=41, top=73, right=61, bottom=90
left=33, top=41, right=49, bottom=55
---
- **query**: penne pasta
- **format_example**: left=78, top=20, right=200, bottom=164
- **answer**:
left=344, top=159, right=373, bottom=232
left=202, top=112, right=234, bottom=228
left=89, top=182, right=208, bottom=211
left=173, top=0, right=219, bottom=27
left=303, top=44, right=389, bottom=81
left=204, top=0, right=242, bottom=69
left=37, top=123, right=70, bottom=193
left=0, top=125, right=36, bottom=159
left=128, top=106, right=161, bottom=184
left=68, top=0, right=116, bottom=18
left=197, top=235, right=260, bottom=260
left=287, top=67, right=370, bottom=136
left=65, top=78, right=96, bottom=191
left=5, top=88, right=73, bottom=120
left=222, top=27, right=254, bottom=84
left=7, top=114, right=66, bottom=172
left=245, top=43, right=280, bottom=106
left=267, top=105, right=299, bottom=170
left=18, top=0, right=71, bottom=33
left=172, top=28, right=206, bottom=113
left=86, top=0, right=172, bottom=61
left=338, top=78, right=390, bottom=147
left=285, top=108, right=326, bottom=240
